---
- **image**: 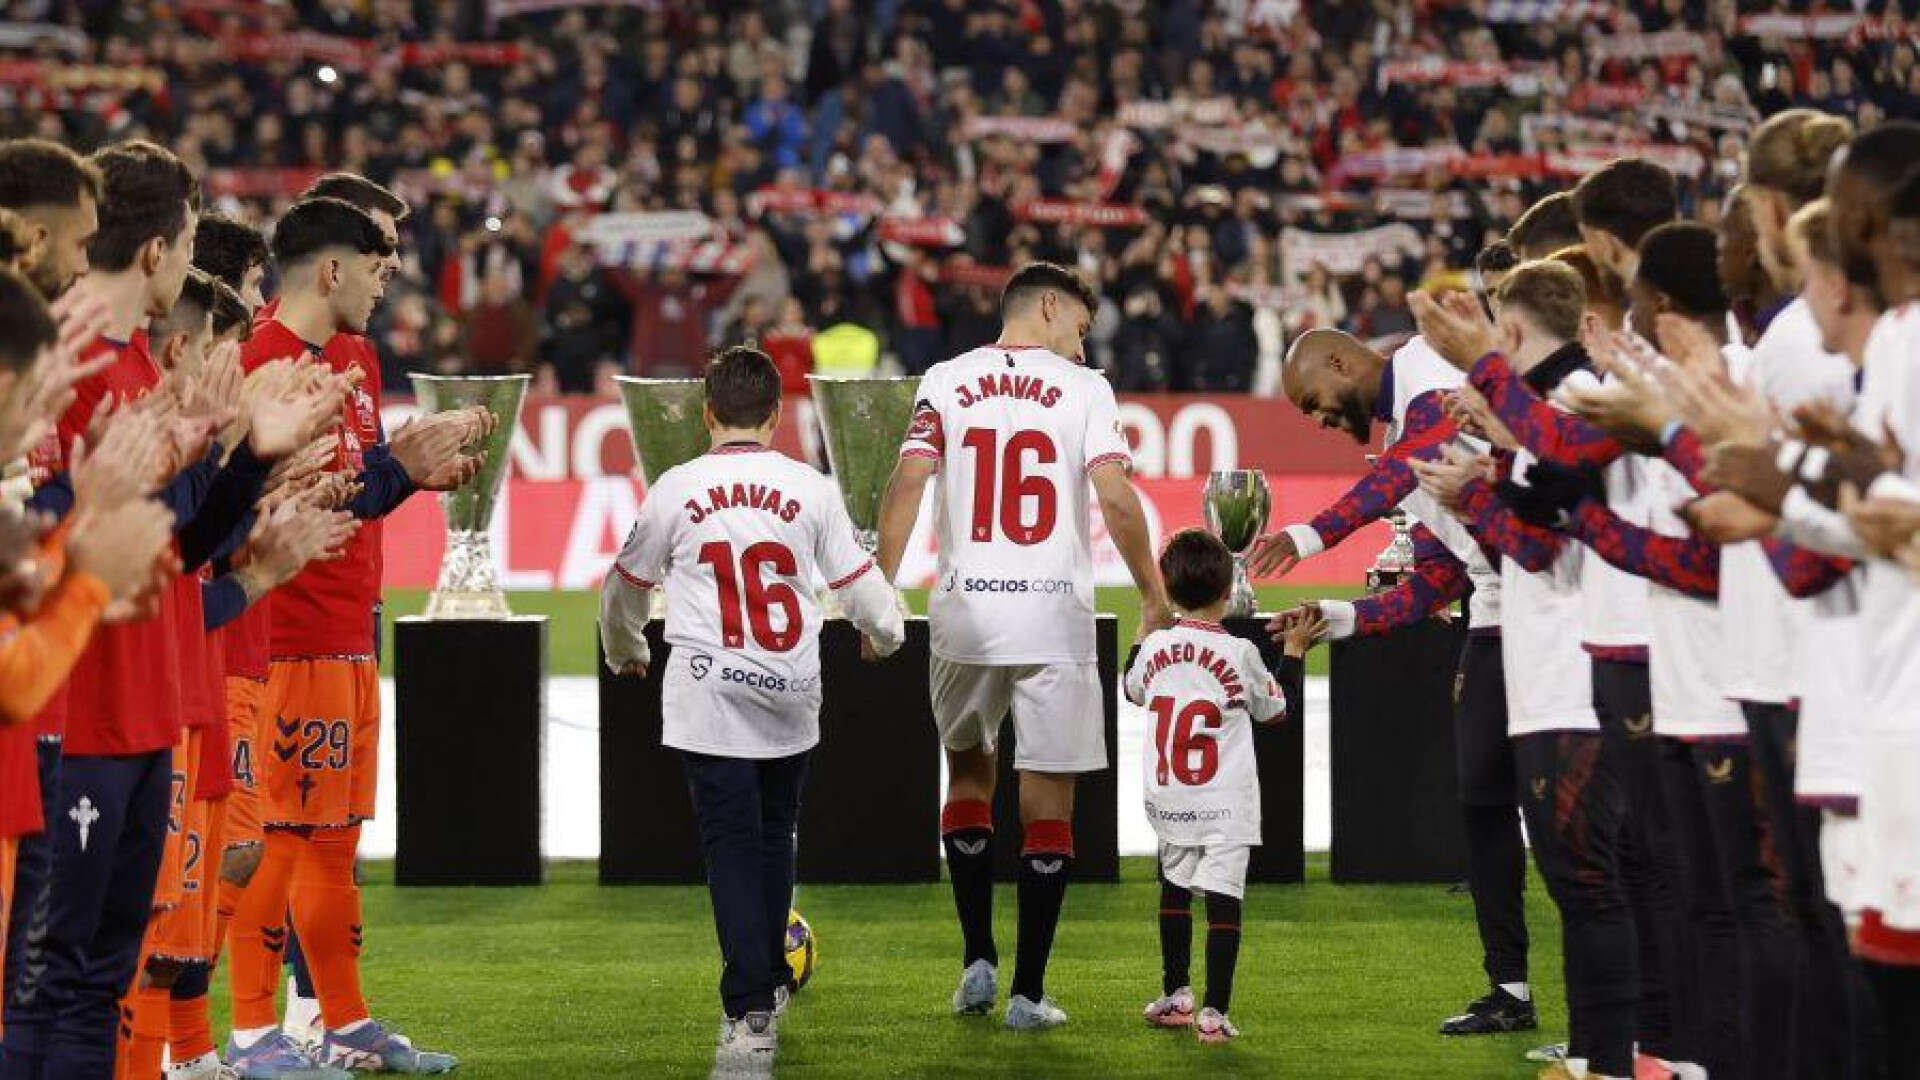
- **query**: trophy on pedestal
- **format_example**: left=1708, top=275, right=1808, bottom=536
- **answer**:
left=614, top=376, right=713, bottom=619
left=1202, top=469, right=1270, bottom=618
left=407, top=373, right=530, bottom=619
left=1362, top=456, right=1417, bottom=594
left=808, top=375, right=920, bottom=613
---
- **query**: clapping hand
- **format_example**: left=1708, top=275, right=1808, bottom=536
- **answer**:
left=1678, top=491, right=1780, bottom=544
left=1268, top=603, right=1328, bottom=657
left=1701, top=443, right=1795, bottom=514
left=72, top=499, right=178, bottom=621
left=1838, top=483, right=1920, bottom=560
left=389, top=408, right=491, bottom=491
left=1556, top=330, right=1672, bottom=451
left=1245, top=530, right=1300, bottom=577
left=1409, top=289, right=1497, bottom=371
left=1446, top=386, right=1516, bottom=450
left=1410, top=443, right=1492, bottom=511
left=0, top=504, right=52, bottom=614
left=71, top=406, right=170, bottom=511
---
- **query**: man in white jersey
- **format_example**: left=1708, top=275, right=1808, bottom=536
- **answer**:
left=600, top=347, right=905, bottom=1072
left=873, top=262, right=1171, bottom=1030
left=1244, top=328, right=1538, bottom=1038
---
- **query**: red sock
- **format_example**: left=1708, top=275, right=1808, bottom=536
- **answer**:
left=169, top=992, right=215, bottom=1063
left=289, top=824, right=369, bottom=1030
left=228, top=828, right=299, bottom=1030
left=115, top=980, right=168, bottom=1080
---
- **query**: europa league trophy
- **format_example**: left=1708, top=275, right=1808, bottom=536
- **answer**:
left=615, top=377, right=713, bottom=619
left=408, top=374, right=529, bottom=619
left=1202, top=470, right=1270, bottom=618
left=1363, top=455, right=1418, bottom=594
left=809, top=375, right=920, bottom=615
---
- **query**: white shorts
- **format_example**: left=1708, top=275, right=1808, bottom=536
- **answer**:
left=928, top=658, right=1106, bottom=773
left=1158, top=842, right=1251, bottom=900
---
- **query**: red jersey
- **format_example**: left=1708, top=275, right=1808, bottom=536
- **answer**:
left=195, top=625, right=234, bottom=802
left=242, top=319, right=390, bottom=658
left=222, top=597, right=272, bottom=681
left=175, top=567, right=221, bottom=730
left=60, top=335, right=187, bottom=756
left=0, top=719, right=37, bottom=837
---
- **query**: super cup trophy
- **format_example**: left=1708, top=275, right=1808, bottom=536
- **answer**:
left=615, top=377, right=713, bottom=618
left=408, top=373, right=530, bottom=619
left=1202, top=470, right=1270, bottom=618
left=808, top=375, right=920, bottom=612
left=1363, top=454, right=1418, bottom=594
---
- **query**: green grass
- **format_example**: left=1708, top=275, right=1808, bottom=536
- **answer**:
left=380, top=586, right=1365, bottom=677
left=215, top=857, right=1562, bottom=1078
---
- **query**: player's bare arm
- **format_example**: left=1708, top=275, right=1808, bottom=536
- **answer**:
left=1090, top=458, right=1172, bottom=636
left=875, top=454, right=936, bottom=585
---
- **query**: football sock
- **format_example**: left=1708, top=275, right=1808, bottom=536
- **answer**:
left=228, top=827, right=299, bottom=1030
left=1158, top=877, right=1192, bottom=996
left=168, top=961, right=215, bottom=1062
left=1202, top=892, right=1241, bottom=1014
left=230, top=1024, right=275, bottom=1049
left=940, top=799, right=997, bottom=967
left=289, top=824, right=369, bottom=1030
left=1500, top=981, right=1532, bottom=1002
left=1011, top=820, right=1073, bottom=1003
left=116, top=979, right=168, bottom=1080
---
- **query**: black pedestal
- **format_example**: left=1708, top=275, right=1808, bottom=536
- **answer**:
left=598, top=619, right=943, bottom=884
left=394, top=616, right=546, bottom=886
left=988, top=614, right=1121, bottom=883
left=1223, top=616, right=1306, bottom=884
left=1328, top=619, right=1468, bottom=883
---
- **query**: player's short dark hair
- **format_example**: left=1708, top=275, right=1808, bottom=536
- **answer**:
left=1495, top=260, right=1585, bottom=343
left=1508, top=192, right=1582, bottom=259
left=210, top=278, right=251, bottom=339
left=1475, top=239, right=1518, bottom=278
left=0, top=138, right=102, bottom=211
left=151, top=268, right=216, bottom=355
left=87, top=140, right=198, bottom=272
left=1001, top=261, right=1098, bottom=318
left=271, top=197, right=394, bottom=268
left=1159, top=528, right=1234, bottom=614
left=704, top=346, right=782, bottom=429
left=193, top=213, right=267, bottom=291
left=0, top=208, right=32, bottom=266
left=300, top=172, right=409, bottom=222
left=1572, top=159, right=1678, bottom=247
left=1636, top=222, right=1728, bottom=318
left=0, top=267, right=56, bottom=373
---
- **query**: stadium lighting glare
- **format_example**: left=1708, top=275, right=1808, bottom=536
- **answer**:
left=317, top=65, right=338, bottom=85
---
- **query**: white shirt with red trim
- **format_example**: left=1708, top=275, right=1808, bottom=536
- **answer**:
left=900, top=344, right=1133, bottom=665
left=1124, top=619, right=1284, bottom=847
left=609, top=443, right=898, bottom=757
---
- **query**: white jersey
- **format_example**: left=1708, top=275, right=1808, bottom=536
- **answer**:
left=1501, top=451, right=1599, bottom=737
left=1642, top=455, right=1746, bottom=739
left=611, top=444, right=890, bottom=758
left=1720, top=301, right=1856, bottom=705
left=902, top=345, right=1133, bottom=664
left=1125, top=619, right=1287, bottom=847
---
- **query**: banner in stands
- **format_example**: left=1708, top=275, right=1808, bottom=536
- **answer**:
left=376, top=393, right=1381, bottom=589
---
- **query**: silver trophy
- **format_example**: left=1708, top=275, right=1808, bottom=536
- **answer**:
left=614, top=377, right=713, bottom=620
left=408, top=373, right=530, bottom=619
left=1202, top=470, right=1271, bottom=618
left=807, top=375, right=922, bottom=554
left=1363, top=456, right=1418, bottom=594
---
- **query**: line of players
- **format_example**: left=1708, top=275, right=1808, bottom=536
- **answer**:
left=0, top=139, right=489, bottom=1079
left=1248, top=116, right=1920, bottom=1080
left=601, top=266, right=1329, bottom=1074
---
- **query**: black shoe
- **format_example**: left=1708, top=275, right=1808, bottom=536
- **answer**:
left=1438, top=987, right=1538, bottom=1035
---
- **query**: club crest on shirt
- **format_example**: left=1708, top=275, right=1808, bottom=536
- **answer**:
left=689, top=653, right=713, bottom=680
left=1705, top=757, right=1734, bottom=783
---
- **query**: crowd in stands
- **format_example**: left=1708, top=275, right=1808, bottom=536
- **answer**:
left=8, top=0, right=1914, bottom=395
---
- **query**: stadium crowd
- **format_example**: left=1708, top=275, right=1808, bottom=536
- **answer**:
left=6, top=0, right=1914, bottom=396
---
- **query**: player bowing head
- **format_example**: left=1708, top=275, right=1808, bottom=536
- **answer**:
left=1627, top=222, right=1729, bottom=345
left=1279, top=329, right=1388, bottom=445
left=192, top=212, right=269, bottom=311
left=704, top=340, right=784, bottom=435
left=0, top=138, right=101, bottom=299
left=270, top=198, right=393, bottom=335
left=1571, top=158, right=1678, bottom=289
left=148, top=269, right=218, bottom=378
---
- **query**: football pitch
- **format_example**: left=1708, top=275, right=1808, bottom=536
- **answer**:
left=218, top=857, right=1565, bottom=1078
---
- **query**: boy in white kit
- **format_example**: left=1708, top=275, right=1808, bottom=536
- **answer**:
left=1126, top=529, right=1313, bottom=1044
left=600, top=347, right=905, bottom=1074
left=876, top=262, right=1172, bottom=1030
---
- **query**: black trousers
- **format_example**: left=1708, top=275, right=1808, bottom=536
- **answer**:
left=1591, top=660, right=1687, bottom=1062
left=1, top=738, right=62, bottom=1048
left=1455, top=634, right=1528, bottom=989
left=1741, top=701, right=1876, bottom=1080
left=2, top=749, right=171, bottom=1080
left=1657, top=736, right=1742, bottom=1078
left=1516, top=730, right=1637, bottom=1077
left=682, top=749, right=809, bottom=1020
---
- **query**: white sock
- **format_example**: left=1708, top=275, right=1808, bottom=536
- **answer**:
left=231, top=1025, right=276, bottom=1050
left=1499, top=980, right=1531, bottom=1002
left=333, top=1018, right=373, bottom=1036
left=284, top=981, right=320, bottom=1028
left=165, top=1051, right=220, bottom=1074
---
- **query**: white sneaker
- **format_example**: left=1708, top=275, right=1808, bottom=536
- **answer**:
left=282, top=980, right=322, bottom=1053
left=772, top=984, right=791, bottom=1019
left=1003, top=994, right=1068, bottom=1030
left=1195, top=1007, right=1239, bottom=1044
left=165, top=1051, right=240, bottom=1079
left=1143, top=986, right=1195, bottom=1027
left=951, top=960, right=997, bottom=1016
left=711, top=1010, right=776, bottom=1076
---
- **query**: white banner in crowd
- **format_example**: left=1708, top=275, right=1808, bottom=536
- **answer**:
left=1279, top=224, right=1425, bottom=278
